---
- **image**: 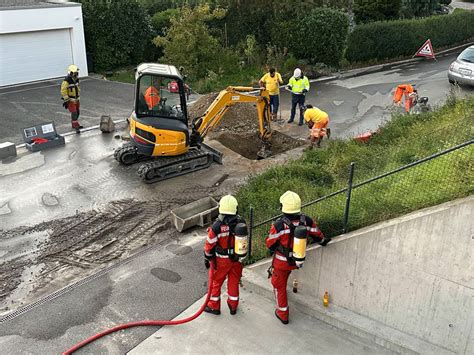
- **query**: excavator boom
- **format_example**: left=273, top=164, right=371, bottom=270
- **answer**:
left=190, top=86, right=272, bottom=149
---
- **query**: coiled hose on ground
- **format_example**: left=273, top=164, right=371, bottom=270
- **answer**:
left=63, top=263, right=215, bottom=354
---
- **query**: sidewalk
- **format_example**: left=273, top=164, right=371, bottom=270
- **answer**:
left=128, top=283, right=390, bottom=355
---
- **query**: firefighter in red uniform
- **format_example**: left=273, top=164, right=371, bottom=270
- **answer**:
left=204, top=195, right=246, bottom=315
left=266, top=191, right=331, bottom=324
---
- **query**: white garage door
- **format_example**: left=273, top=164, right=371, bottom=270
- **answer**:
left=0, top=29, right=73, bottom=86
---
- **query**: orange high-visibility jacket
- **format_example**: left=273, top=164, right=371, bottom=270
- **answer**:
left=144, top=86, right=160, bottom=109
left=393, top=84, right=415, bottom=104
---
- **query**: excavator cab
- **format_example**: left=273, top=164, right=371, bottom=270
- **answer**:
left=129, top=63, right=190, bottom=159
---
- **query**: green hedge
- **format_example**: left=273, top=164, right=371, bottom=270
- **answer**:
left=78, top=0, right=153, bottom=71
left=273, top=8, right=349, bottom=67
left=346, top=11, right=474, bottom=63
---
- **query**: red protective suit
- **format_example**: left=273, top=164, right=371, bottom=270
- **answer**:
left=204, top=215, right=245, bottom=313
left=266, top=214, right=323, bottom=322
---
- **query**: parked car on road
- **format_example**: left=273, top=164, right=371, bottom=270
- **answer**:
left=448, top=45, right=474, bottom=86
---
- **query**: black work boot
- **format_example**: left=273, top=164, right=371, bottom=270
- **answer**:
left=275, top=310, right=289, bottom=325
left=204, top=306, right=220, bottom=315
left=227, top=303, right=237, bottom=315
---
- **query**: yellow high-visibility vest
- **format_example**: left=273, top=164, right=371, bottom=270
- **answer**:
left=288, top=76, right=310, bottom=94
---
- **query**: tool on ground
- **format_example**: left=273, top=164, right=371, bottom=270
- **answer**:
left=62, top=262, right=216, bottom=354
left=114, top=63, right=273, bottom=183
left=292, top=279, right=298, bottom=293
left=323, top=291, right=330, bottom=307
left=22, top=122, right=65, bottom=152
left=99, top=115, right=115, bottom=133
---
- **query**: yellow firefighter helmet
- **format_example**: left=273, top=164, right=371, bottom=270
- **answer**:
left=219, top=195, right=238, bottom=215
left=67, top=64, right=79, bottom=74
left=280, top=191, right=301, bottom=214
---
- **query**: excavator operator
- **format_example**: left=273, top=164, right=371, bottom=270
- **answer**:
left=144, top=77, right=162, bottom=110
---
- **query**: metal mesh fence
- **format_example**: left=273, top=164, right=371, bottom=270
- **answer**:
left=247, top=140, right=473, bottom=263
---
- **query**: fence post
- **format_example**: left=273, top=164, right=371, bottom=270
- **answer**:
left=248, top=207, right=254, bottom=260
left=343, top=162, right=355, bottom=233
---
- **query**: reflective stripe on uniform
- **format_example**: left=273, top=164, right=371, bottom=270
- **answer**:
left=307, top=226, right=320, bottom=233
left=218, top=232, right=229, bottom=238
left=277, top=306, right=288, bottom=311
left=268, top=229, right=290, bottom=240
left=228, top=295, right=239, bottom=301
left=210, top=296, right=220, bottom=301
left=207, top=236, right=217, bottom=244
left=275, top=254, right=287, bottom=261
left=216, top=253, right=229, bottom=258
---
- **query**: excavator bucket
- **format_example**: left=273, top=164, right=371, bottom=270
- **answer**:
left=257, top=142, right=272, bottom=159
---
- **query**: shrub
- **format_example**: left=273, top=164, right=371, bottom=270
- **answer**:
left=346, top=11, right=474, bottom=63
left=293, top=8, right=349, bottom=67
left=78, top=0, right=153, bottom=71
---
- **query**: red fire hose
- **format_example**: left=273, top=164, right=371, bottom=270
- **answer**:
left=63, top=263, right=215, bottom=355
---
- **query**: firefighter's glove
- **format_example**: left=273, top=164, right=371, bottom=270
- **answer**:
left=62, top=101, right=69, bottom=109
left=286, top=85, right=292, bottom=90
left=319, top=237, right=331, bottom=247
left=204, top=259, right=210, bottom=269
left=302, top=89, right=308, bottom=94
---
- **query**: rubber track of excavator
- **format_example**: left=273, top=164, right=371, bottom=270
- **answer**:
left=137, top=147, right=221, bottom=184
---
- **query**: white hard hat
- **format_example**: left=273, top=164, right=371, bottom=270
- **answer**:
left=219, top=195, right=238, bottom=215
left=293, top=68, right=301, bottom=78
left=280, top=191, right=301, bottom=214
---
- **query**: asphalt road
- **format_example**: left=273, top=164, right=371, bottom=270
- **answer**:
left=0, top=78, right=134, bottom=144
left=278, top=52, right=473, bottom=138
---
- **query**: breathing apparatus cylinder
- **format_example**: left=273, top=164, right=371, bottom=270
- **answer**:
left=293, top=225, right=308, bottom=268
left=234, top=223, right=249, bottom=258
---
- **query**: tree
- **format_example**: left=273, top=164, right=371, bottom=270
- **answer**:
left=151, top=8, right=180, bottom=36
left=153, top=4, right=228, bottom=79
left=78, top=0, right=153, bottom=71
left=354, top=0, right=401, bottom=23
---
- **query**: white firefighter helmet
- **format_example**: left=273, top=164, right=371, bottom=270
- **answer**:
left=280, top=190, right=301, bottom=214
left=219, top=195, right=238, bottom=215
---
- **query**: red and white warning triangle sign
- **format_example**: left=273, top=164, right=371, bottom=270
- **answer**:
left=414, top=39, right=436, bottom=59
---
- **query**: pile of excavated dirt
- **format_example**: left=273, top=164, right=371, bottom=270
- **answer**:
left=188, top=92, right=260, bottom=136
left=215, top=131, right=304, bottom=160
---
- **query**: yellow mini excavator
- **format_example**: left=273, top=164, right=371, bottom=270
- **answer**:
left=114, top=63, right=272, bottom=183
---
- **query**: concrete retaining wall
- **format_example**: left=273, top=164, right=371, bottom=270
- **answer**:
left=247, top=197, right=473, bottom=354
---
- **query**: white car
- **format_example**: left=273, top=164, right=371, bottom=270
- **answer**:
left=448, top=45, right=474, bottom=86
